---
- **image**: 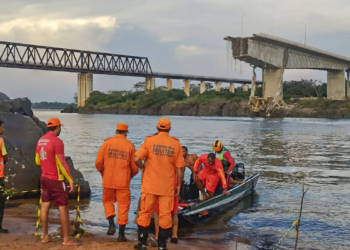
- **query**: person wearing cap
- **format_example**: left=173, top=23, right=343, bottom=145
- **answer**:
left=134, top=117, right=184, bottom=250
left=0, top=120, right=9, bottom=234
left=95, top=123, right=139, bottom=242
left=212, top=140, right=236, bottom=183
left=35, top=118, right=79, bottom=246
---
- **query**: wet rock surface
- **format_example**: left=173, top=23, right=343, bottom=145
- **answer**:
left=0, top=93, right=91, bottom=199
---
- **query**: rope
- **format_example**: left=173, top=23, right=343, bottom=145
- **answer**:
left=0, top=184, right=85, bottom=239
left=74, top=185, right=86, bottom=238
left=272, top=219, right=300, bottom=250
left=32, top=184, right=85, bottom=239
left=34, top=196, right=42, bottom=238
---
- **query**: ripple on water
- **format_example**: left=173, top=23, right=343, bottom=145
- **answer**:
left=31, top=110, right=350, bottom=249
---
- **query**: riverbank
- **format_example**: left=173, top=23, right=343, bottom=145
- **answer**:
left=2, top=202, right=250, bottom=250
left=62, top=99, right=350, bottom=119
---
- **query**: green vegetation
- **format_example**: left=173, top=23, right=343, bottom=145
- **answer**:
left=85, top=82, right=252, bottom=110
left=83, top=79, right=329, bottom=110
left=283, top=79, right=327, bottom=101
left=32, top=102, right=75, bottom=109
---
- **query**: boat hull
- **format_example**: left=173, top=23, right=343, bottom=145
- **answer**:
left=178, top=174, right=260, bottom=226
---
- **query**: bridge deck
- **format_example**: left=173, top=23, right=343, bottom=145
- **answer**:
left=0, top=41, right=257, bottom=84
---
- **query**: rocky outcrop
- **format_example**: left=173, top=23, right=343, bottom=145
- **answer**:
left=60, top=105, right=77, bottom=114
left=63, top=98, right=350, bottom=119
left=0, top=93, right=90, bottom=199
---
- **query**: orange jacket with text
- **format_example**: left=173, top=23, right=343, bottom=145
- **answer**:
left=95, top=134, right=139, bottom=189
left=135, top=132, right=184, bottom=196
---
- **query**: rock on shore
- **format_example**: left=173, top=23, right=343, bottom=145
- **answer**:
left=0, top=93, right=91, bottom=199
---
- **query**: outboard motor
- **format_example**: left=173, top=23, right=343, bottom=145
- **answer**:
left=232, top=163, right=245, bottom=181
left=180, top=176, right=199, bottom=201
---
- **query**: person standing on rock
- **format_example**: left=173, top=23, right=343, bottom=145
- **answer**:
left=35, top=118, right=79, bottom=246
left=0, top=120, right=9, bottom=234
left=95, top=123, right=139, bottom=242
left=134, top=117, right=184, bottom=250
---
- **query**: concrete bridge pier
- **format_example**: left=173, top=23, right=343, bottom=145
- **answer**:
left=200, top=81, right=206, bottom=94
left=184, top=80, right=191, bottom=96
left=327, top=70, right=345, bottom=100
left=77, top=73, right=93, bottom=107
left=243, top=84, right=249, bottom=92
left=215, top=82, right=221, bottom=92
left=145, top=77, right=155, bottom=90
left=262, top=69, right=283, bottom=102
left=229, top=83, right=235, bottom=93
left=166, top=78, right=172, bottom=90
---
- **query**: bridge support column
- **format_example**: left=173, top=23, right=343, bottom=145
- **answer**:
left=215, top=82, right=221, bottom=92
left=200, top=81, right=206, bottom=94
left=262, top=69, right=283, bottom=102
left=327, top=70, right=345, bottom=100
left=184, top=80, right=190, bottom=96
left=145, top=77, right=155, bottom=90
left=243, top=84, right=249, bottom=92
left=229, top=83, right=235, bottom=93
left=77, top=73, right=93, bottom=107
left=166, top=78, right=172, bottom=90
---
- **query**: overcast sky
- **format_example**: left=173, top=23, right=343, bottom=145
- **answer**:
left=1, top=0, right=349, bottom=102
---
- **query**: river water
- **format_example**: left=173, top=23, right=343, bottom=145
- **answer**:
left=33, top=110, right=350, bottom=250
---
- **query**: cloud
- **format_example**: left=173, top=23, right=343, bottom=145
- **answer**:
left=0, top=16, right=117, bottom=34
left=1, top=0, right=350, bottom=102
left=175, top=45, right=210, bottom=56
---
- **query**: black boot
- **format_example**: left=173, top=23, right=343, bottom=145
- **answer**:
left=106, top=216, right=116, bottom=235
left=117, top=224, right=128, bottom=242
left=0, top=179, right=8, bottom=234
left=158, top=227, right=171, bottom=250
left=134, top=225, right=148, bottom=250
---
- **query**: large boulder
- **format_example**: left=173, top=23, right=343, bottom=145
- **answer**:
left=0, top=93, right=91, bottom=199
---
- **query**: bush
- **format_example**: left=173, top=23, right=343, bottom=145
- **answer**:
left=83, top=79, right=329, bottom=110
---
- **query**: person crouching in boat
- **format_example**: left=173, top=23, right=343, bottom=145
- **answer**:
left=212, top=141, right=246, bottom=189
left=193, top=153, right=230, bottom=201
left=183, top=146, right=198, bottom=173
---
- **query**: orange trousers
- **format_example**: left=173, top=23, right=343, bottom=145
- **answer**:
left=102, top=188, right=130, bottom=225
left=137, top=193, right=173, bottom=229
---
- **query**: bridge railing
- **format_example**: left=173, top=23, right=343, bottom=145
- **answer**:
left=0, top=41, right=153, bottom=76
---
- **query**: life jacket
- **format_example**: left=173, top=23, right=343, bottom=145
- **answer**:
left=213, top=147, right=230, bottom=172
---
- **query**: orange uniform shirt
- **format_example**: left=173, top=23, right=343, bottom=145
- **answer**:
left=95, top=134, right=139, bottom=189
left=135, top=132, right=184, bottom=196
left=194, top=154, right=228, bottom=189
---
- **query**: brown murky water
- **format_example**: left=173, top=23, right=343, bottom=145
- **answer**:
left=29, top=111, right=350, bottom=250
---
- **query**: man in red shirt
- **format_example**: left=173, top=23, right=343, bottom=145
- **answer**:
left=35, top=118, right=79, bottom=246
left=193, top=153, right=229, bottom=200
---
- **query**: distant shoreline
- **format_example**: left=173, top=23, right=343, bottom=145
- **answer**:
left=61, top=100, right=350, bottom=119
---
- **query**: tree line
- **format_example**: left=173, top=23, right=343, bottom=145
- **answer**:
left=84, top=79, right=328, bottom=109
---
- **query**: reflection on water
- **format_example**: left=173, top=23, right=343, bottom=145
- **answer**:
left=30, top=111, right=350, bottom=249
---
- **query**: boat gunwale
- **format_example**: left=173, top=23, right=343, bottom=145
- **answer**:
left=181, top=173, right=260, bottom=212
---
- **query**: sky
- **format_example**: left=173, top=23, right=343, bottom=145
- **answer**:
left=1, top=0, right=350, bottom=102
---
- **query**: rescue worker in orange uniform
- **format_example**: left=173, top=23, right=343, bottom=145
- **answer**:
left=35, top=118, right=79, bottom=246
left=193, top=153, right=230, bottom=200
left=134, top=117, right=184, bottom=250
left=95, top=123, right=139, bottom=242
left=0, top=120, right=8, bottom=234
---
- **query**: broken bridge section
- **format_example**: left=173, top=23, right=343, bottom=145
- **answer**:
left=225, top=33, right=350, bottom=100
